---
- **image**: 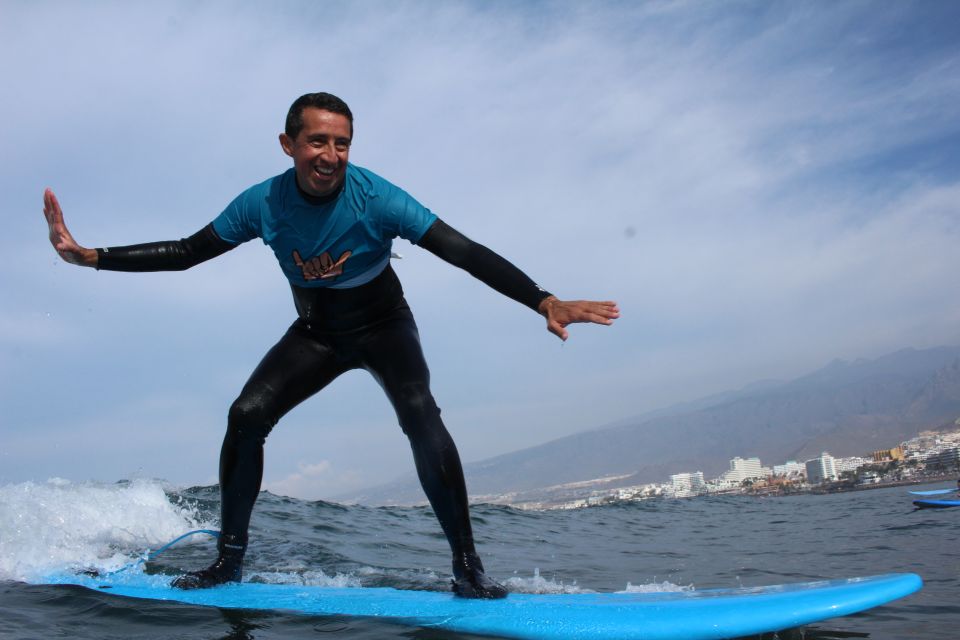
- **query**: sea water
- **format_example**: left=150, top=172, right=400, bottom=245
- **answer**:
left=0, top=478, right=956, bottom=639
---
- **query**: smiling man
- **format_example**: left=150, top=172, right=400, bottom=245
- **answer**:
left=43, top=92, right=619, bottom=598
left=283, top=105, right=351, bottom=196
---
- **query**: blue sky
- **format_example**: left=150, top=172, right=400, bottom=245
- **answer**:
left=3, top=0, right=960, bottom=500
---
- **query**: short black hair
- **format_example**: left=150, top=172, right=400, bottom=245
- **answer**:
left=285, top=92, right=354, bottom=139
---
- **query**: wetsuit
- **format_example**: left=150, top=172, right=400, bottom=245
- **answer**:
left=96, top=164, right=552, bottom=597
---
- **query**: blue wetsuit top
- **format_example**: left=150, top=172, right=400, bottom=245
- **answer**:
left=212, top=164, right=437, bottom=289
left=96, top=167, right=552, bottom=312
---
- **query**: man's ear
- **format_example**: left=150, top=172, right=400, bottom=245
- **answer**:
left=279, top=133, right=295, bottom=158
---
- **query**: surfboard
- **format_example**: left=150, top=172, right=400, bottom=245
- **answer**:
left=42, top=572, right=921, bottom=640
left=913, top=498, right=960, bottom=509
left=909, top=488, right=956, bottom=496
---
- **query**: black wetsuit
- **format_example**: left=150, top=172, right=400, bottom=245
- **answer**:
left=97, top=198, right=551, bottom=597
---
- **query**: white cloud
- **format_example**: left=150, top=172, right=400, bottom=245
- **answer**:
left=264, top=460, right=362, bottom=502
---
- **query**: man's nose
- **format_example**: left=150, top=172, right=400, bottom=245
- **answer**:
left=318, top=142, right=338, bottom=159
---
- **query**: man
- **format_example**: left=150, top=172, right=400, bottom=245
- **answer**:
left=43, top=92, right=619, bottom=599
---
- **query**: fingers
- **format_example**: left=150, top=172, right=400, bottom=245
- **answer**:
left=319, top=250, right=351, bottom=279
left=559, top=301, right=620, bottom=325
left=572, top=308, right=619, bottom=324
left=43, top=188, right=63, bottom=226
left=586, top=307, right=620, bottom=324
left=294, top=250, right=352, bottom=281
left=43, top=188, right=77, bottom=254
left=298, top=255, right=327, bottom=280
left=551, top=323, right=569, bottom=341
left=577, top=313, right=616, bottom=326
left=545, top=316, right=568, bottom=341
left=582, top=301, right=620, bottom=318
left=293, top=249, right=320, bottom=280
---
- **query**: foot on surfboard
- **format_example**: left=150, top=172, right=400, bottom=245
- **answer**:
left=171, top=534, right=245, bottom=590
left=451, top=552, right=508, bottom=599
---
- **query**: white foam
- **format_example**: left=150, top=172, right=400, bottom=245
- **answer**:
left=504, top=567, right=591, bottom=594
left=248, top=569, right=362, bottom=588
left=0, top=478, right=210, bottom=582
left=620, top=580, right=694, bottom=593
left=504, top=569, right=693, bottom=594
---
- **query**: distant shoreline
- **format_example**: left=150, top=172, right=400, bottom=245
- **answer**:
left=807, top=473, right=957, bottom=495
left=517, top=473, right=960, bottom=509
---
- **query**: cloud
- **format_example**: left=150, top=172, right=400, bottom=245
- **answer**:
left=264, top=460, right=362, bottom=501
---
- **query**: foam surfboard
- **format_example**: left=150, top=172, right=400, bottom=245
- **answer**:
left=41, top=572, right=921, bottom=640
left=913, top=498, right=960, bottom=509
left=909, top=489, right=956, bottom=496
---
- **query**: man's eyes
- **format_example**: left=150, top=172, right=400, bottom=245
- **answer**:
left=308, top=138, right=350, bottom=151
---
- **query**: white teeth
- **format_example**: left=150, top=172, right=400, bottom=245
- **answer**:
left=316, top=167, right=335, bottom=175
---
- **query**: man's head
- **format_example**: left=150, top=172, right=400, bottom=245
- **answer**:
left=284, top=92, right=354, bottom=140
left=280, top=93, right=354, bottom=197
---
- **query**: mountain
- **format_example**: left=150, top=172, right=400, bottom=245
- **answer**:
left=341, top=346, right=960, bottom=505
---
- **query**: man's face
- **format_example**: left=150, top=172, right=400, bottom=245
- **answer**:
left=279, top=107, right=352, bottom=197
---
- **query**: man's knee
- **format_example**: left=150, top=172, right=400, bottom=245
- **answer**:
left=393, top=382, right=442, bottom=436
left=226, top=395, right=275, bottom=445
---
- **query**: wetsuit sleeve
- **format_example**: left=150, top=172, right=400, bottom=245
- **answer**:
left=417, top=219, right=553, bottom=312
left=96, top=223, right=236, bottom=272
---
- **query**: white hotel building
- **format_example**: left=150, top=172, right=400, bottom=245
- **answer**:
left=719, top=457, right=771, bottom=484
left=670, top=472, right=706, bottom=497
left=805, top=452, right=839, bottom=484
left=773, top=460, right=807, bottom=478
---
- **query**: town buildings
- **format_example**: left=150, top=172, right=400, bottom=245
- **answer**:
left=506, top=424, right=960, bottom=510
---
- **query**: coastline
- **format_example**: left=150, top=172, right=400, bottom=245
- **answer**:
left=806, top=473, right=957, bottom=496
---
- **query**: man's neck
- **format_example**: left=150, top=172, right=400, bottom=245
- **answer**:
left=295, top=175, right=344, bottom=205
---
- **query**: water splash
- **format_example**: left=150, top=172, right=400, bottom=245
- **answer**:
left=0, top=478, right=211, bottom=582
left=504, top=567, right=590, bottom=594
left=621, top=580, right=693, bottom=593
left=248, top=569, right=363, bottom=588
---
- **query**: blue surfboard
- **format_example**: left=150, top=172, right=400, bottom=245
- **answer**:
left=914, top=498, right=960, bottom=509
left=42, top=572, right=921, bottom=640
left=909, top=489, right=956, bottom=496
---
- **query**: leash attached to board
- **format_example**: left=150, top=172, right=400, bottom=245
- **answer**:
left=79, top=529, right=220, bottom=578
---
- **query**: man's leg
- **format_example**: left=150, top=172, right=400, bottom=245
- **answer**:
left=173, top=321, right=346, bottom=589
left=359, top=307, right=507, bottom=599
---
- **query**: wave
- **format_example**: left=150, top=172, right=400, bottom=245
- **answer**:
left=0, top=478, right=211, bottom=582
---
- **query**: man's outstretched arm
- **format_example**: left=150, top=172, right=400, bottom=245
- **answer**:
left=417, top=219, right=619, bottom=341
left=42, top=188, right=235, bottom=272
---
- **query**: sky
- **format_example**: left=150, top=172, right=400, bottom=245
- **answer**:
left=3, top=0, right=960, bottom=501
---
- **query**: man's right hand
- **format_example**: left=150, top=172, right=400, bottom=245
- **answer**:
left=43, top=188, right=98, bottom=267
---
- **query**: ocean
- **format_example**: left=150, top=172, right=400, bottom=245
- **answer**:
left=0, top=478, right=956, bottom=639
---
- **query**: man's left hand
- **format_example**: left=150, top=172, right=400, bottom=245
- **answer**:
left=537, top=296, right=619, bottom=341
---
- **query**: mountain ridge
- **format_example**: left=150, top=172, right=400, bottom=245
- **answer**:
left=341, top=345, right=960, bottom=505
